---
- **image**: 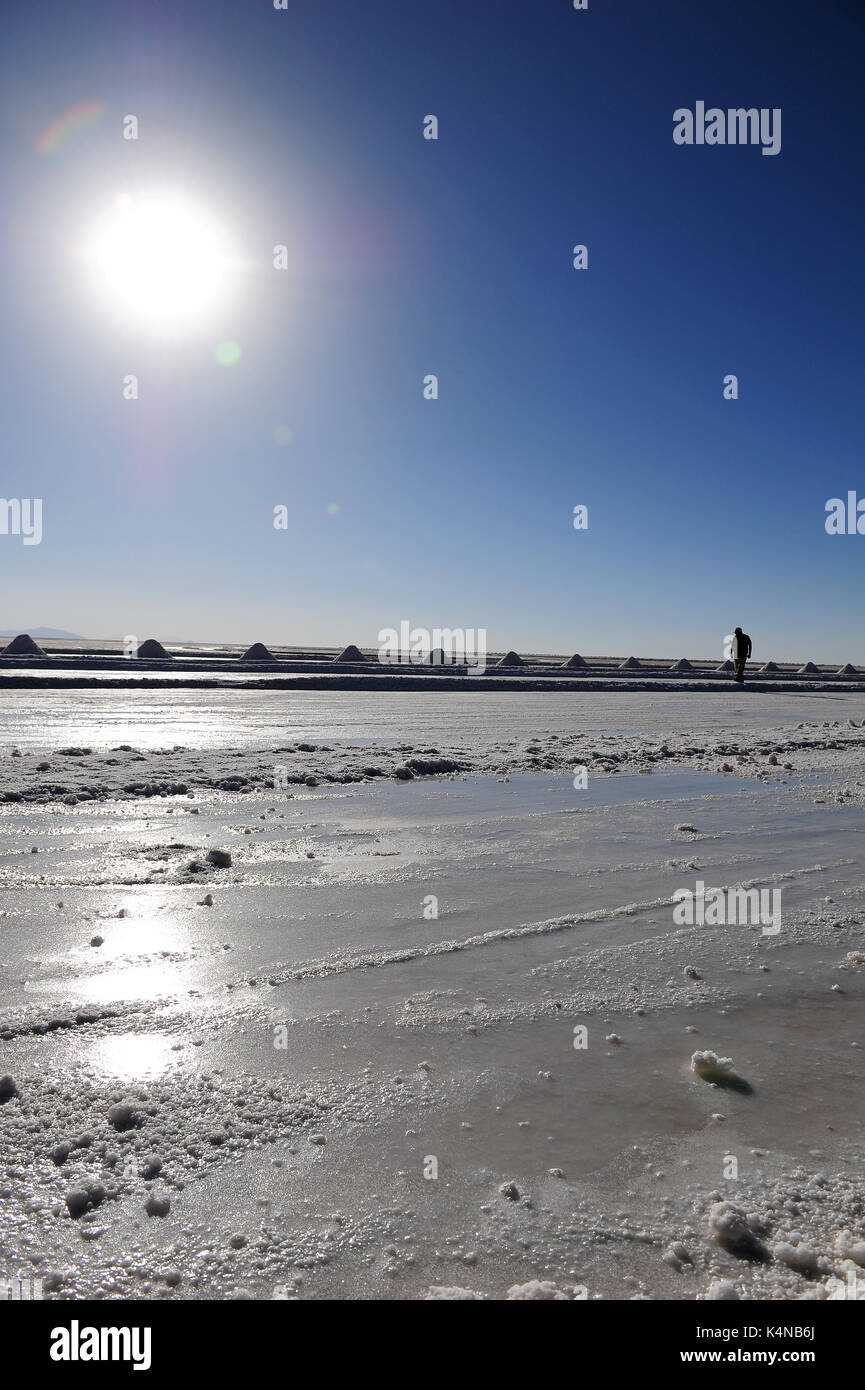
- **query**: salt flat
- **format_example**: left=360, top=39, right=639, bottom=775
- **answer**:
left=1, top=686, right=862, bottom=753
left=0, top=691, right=863, bottom=1301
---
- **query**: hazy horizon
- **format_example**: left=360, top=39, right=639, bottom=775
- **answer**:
left=1, top=624, right=861, bottom=666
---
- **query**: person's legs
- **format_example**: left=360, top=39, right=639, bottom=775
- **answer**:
left=734, top=658, right=746, bottom=683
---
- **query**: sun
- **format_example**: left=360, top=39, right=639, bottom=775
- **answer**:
left=85, top=192, right=235, bottom=328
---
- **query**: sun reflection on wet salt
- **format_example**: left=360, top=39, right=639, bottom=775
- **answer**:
left=78, top=960, right=190, bottom=1004
left=88, top=1032, right=178, bottom=1082
left=86, top=912, right=181, bottom=959
left=74, top=905, right=195, bottom=1004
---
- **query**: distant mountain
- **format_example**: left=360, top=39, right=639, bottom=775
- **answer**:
left=0, top=628, right=85, bottom=639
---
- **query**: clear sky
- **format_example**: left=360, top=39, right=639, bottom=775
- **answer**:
left=1, top=0, right=863, bottom=660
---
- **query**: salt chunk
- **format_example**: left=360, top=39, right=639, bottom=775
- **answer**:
left=506, top=1280, right=570, bottom=1300
left=706, top=1280, right=739, bottom=1300
left=709, top=1201, right=769, bottom=1259
left=774, top=1241, right=821, bottom=1274
left=426, top=1285, right=484, bottom=1300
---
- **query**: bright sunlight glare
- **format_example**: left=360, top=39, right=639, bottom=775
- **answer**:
left=85, top=192, right=234, bottom=327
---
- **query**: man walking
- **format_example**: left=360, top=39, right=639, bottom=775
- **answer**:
left=732, top=626, right=752, bottom=683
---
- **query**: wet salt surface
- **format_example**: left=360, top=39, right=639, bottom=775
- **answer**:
left=0, top=699, right=863, bottom=1301
left=1, top=770, right=859, bottom=1021
left=0, top=686, right=858, bottom=753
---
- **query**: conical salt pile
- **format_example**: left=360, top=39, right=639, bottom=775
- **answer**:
left=241, top=642, right=277, bottom=663
left=2, top=632, right=46, bottom=656
left=562, top=653, right=588, bottom=668
left=798, top=662, right=820, bottom=675
left=670, top=658, right=692, bottom=670
left=334, top=645, right=365, bottom=663
left=136, top=638, right=172, bottom=659
left=837, top=663, right=858, bottom=675
left=496, top=651, right=523, bottom=667
left=619, top=656, right=641, bottom=669
left=760, top=661, right=779, bottom=672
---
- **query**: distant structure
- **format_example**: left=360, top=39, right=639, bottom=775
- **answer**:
left=240, top=642, right=277, bottom=663
left=334, top=644, right=365, bottom=663
left=2, top=633, right=46, bottom=656
left=496, top=650, right=524, bottom=667
left=136, top=638, right=172, bottom=659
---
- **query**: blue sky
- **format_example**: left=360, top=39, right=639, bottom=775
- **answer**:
left=1, top=0, right=863, bottom=660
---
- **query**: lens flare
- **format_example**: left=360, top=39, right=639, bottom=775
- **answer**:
left=37, top=99, right=106, bottom=157
left=215, top=340, right=242, bottom=365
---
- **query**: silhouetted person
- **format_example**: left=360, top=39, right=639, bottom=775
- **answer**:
left=732, top=626, right=752, bottom=683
